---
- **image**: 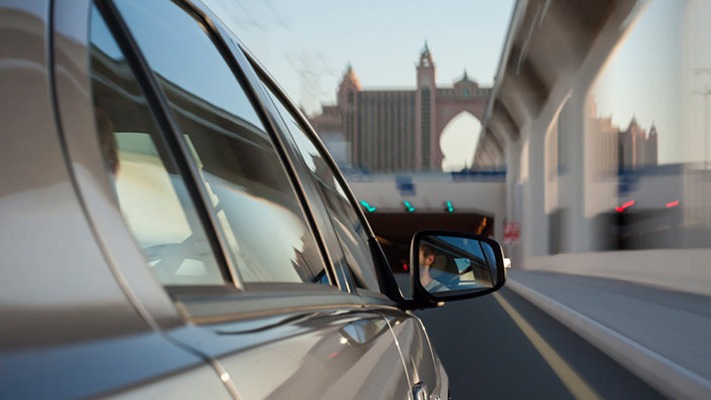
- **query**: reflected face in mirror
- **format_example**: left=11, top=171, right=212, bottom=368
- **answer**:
left=417, top=234, right=501, bottom=296
left=418, top=243, right=439, bottom=291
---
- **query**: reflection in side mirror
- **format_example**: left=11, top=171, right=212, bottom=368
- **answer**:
left=411, top=231, right=505, bottom=304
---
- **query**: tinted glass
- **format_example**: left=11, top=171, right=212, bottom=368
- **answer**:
left=262, top=82, right=380, bottom=290
left=115, top=0, right=328, bottom=284
left=90, top=6, right=225, bottom=285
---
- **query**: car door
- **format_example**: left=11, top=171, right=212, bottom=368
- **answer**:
left=82, top=0, right=416, bottom=398
left=249, top=54, right=446, bottom=399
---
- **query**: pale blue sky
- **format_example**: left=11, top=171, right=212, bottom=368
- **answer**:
left=206, top=0, right=515, bottom=114
left=593, top=0, right=684, bottom=164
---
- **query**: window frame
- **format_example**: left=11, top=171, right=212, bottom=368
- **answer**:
left=91, top=0, right=363, bottom=318
left=240, top=48, right=405, bottom=304
left=194, top=5, right=375, bottom=296
left=95, top=0, right=238, bottom=288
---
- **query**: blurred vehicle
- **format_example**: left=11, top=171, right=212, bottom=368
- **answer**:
left=0, top=1, right=506, bottom=399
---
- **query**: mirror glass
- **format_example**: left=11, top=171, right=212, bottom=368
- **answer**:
left=417, top=234, right=500, bottom=296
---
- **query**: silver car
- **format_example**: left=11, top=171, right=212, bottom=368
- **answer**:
left=0, top=1, right=505, bottom=399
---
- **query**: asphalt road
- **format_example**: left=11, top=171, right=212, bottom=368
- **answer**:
left=413, top=286, right=666, bottom=399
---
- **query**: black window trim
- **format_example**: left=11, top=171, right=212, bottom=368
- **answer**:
left=241, top=49, right=406, bottom=306
left=250, top=73, right=361, bottom=294
left=184, top=1, right=345, bottom=291
left=188, top=0, right=354, bottom=293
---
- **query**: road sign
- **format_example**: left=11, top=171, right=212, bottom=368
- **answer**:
left=396, top=176, right=416, bottom=196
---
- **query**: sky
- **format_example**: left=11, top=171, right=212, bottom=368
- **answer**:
left=592, top=0, right=683, bottom=165
left=204, top=0, right=516, bottom=171
left=592, top=0, right=711, bottom=166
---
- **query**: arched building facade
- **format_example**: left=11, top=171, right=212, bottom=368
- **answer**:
left=309, top=45, right=491, bottom=172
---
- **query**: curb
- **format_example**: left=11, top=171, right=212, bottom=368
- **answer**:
left=506, top=279, right=711, bottom=400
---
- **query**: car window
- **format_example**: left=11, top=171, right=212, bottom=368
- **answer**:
left=89, top=5, right=225, bottom=286
left=113, top=0, right=329, bottom=285
left=260, top=81, right=381, bottom=291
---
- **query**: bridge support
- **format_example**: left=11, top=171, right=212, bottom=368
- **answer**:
left=523, top=125, right=549, bottom=258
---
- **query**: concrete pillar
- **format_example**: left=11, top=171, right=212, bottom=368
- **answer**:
left=556, top=88, right=620, bottom=253
left=505, top=139, right=523, bottom=265
left=523, top=126, right=549, bottom=257
left=557, top=91, right=585, bottom=252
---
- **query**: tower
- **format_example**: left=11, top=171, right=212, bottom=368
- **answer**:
left=647, top=124, right=659, bottom=166
left=337, top=64, right=360, bottom=165
left=416, top=42, right=437, bottom=170
left=308, top=43, right=490, bottom=173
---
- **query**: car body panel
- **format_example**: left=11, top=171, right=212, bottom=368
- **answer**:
left=0, top=332, right=213, bottom=399
left=379, top=308, right=447, bottom=399
left=59, top=0, right=417, bottom=397
left=0, top=1, right=240, bottom=398
left=105, top=364, right=233, bottom=400
left=0, top=0, right=148, bottom=349
left=53, top=0, right=188, bottom=329
left=168, top=307, right=412, bottom=399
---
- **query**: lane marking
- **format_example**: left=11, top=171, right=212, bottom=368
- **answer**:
left=493, top=292, right=601, bottom=400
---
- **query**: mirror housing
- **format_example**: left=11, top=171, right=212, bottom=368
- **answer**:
left=409, top=230, right=506, bottom=307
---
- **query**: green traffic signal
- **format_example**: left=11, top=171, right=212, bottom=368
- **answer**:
left=445, top=201, right=454, bottom=213
left=360, top=200, right=376, bottom=213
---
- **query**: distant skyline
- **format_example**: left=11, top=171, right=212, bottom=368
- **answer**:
left=592, top=0, right=683, bottom=165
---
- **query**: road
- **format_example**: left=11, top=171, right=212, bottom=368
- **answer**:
left=413, top=286, right=666, bottom=399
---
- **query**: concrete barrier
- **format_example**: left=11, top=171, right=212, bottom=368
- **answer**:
left=507, top=279, right=711, bottom=400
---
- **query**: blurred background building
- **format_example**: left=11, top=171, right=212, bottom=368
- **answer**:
left=309, top=45, right=491, bottom=172
left=473, top=0, right=711, bottom=280
left=619, top=117, right=659, bottom=170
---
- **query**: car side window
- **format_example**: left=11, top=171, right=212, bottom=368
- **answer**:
left=89, top=5, right=225, bottom=286
left=113, top=0, right=329, bottom=285
left=260, top=81, right=381, bottom=291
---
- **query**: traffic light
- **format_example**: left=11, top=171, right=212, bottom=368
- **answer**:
left=444, top=201, right=454, bottom=213
left=403, top=201, right=415, bottom=213
left=360, top=200, right=376, bottom=213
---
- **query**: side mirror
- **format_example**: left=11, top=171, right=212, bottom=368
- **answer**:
left=410, top=230, right=506, bottom=305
